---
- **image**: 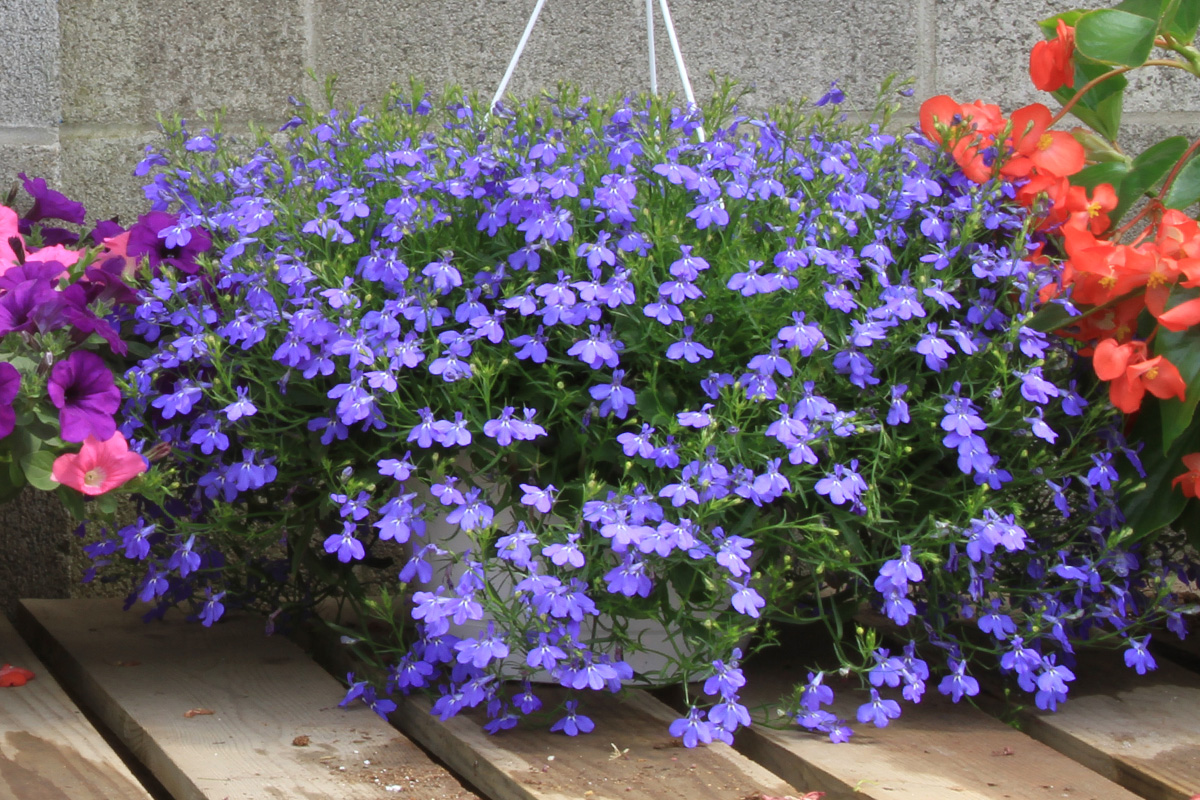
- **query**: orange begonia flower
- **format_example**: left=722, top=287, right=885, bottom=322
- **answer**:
left=1030, top=19, right=1076, bottom=92
left=51, top=433, right=148, bottom=496
left=1015, top=172, right=1071, bottom=226
left=1001, top=103, right=1085, bottom=179
left=1063, top=183, right=1118, bottom=235
left=1171, top=452, right=1200, bottom=498
left=1093, top=338, right=1185, bottom=413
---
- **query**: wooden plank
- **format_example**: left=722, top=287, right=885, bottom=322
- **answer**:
left=385, top=687, right=803, bottom=800
left=298, top=618, right=803, bottom=800
left=729, top=656, right=1146, bottom=800
left=0, top=614, right=155, bottom=799
left=17, top=599, right=479, bottom=800
left=1011, top=651, right=1200, bottom=800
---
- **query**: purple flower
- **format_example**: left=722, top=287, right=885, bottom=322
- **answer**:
left=549, top=700, right=594, bottom=736
left=1123, top=635, right=1156, bottom=675
left=677, top=404, right=714, bottom=428
left=0, top=362, right=20, bottom=439
left=19, top=173, right=86, bottom=227
left=669, top=707, right=714, bottom=748
left=519, top=483, right=556, bottom=513
left=47, top=351, right=121, bottom=442
left=199, top=589, right=225, bottom=627
left=856, top=688, right=901, bottom=727
left=938, top=659, right=980, bottom=702
left=729, top=579, right=765, bottom=617
left=324, top=522, right=366, bottom=563
left=590, top=369, right=635, bottom=419
left=126, top=211, right=212, bottom=273
left=814, top=460, right=868, bottom=508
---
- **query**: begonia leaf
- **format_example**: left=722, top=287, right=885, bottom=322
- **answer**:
left=1113, top=136, right=1189, bottom=222
left=1050, top=56, right=1127, bottom=142
left=1071, top=161, right=1130, bottom=192
left=1114, top=0, right=1167, bottom=21
left=1075, top=9, right=1159, bottom=67
left=1160, top=0, right=1200, bottom=44
left=1037, top=10, right=1086, bottom=37
left=1120, top=399, right=1200, bottom=540
left=1162, top=155, right=1200, bottom=210
left=1155, top=315, right=1200, bottom=450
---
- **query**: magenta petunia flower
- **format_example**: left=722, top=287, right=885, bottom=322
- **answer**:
left=47, top=350, right=120, bottom=442
left=125, top=211, right=212, bottom=274
left=0, top=278, right=69, bottom=336
left=0, top=361, right=20, bottom=439
left=19, top=174, right=86, bottom=226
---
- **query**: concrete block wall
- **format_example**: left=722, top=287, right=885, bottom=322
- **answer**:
left=0, top=0, right=1196, bottom=606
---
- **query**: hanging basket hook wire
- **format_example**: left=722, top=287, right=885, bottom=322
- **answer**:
left=489, top=0, right=704, bottom=141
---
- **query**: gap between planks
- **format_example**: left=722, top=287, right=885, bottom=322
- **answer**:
left=299, top=616, right=803, bottom=800
left=17, top=598, right=479, bottom=800
left=0, top=613, right=156, bottom=800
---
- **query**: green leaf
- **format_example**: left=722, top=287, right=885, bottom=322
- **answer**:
left=1114, top=136, right=1189, bottom=221
left=1163, top=155, right=1200, bottom=209
left=1051, top=58, right=1127, bottom=141
left=1119, top=399, right=1199, bottom=539
left=1114, top=0, right=1167, bottom=20
left=1075, top=9, right=1160, bottom=67
left=56, top=486, right=86, bottom=520
left=1072, top=160, right=1130, bottom=192
left=1156, top=320, right=1200, bottom=450
left=20, top=450, right=59, bottom=492
left=1162, top=0, right=1200, bottom=44
left=1038, top=10, right=1087, bottom=37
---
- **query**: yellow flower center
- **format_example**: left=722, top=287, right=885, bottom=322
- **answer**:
left=1038, top=133, right=1054, bottom=151
left=84, top=467, right=107, bottom=488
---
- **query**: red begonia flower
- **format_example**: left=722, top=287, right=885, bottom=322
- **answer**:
left=0, top=664, right=35, bottom=687
left=1030, top=19, right=1076, bottom=92
left=1173, top=453, right=1200, bottom=498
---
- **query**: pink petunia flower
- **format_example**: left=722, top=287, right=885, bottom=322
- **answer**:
left=51, top=433, right=147, bottom=496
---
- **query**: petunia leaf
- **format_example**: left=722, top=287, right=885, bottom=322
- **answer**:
left=20, top=450, right=59, bottom=492
left=1075, top=9, right=1159, bottom=67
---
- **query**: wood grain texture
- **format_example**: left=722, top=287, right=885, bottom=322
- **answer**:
left=0, top=614, right=153, bottom=800
left=732, top=656, right=1146, bottom=800
left=18, top=599, right=478, bottom=800
left=299, top=618, right=801, bottom=800
left=386, top=687, right=800, bottom=800
left=1013, top=651, right=1200, bottom=800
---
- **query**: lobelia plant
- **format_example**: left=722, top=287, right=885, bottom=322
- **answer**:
left=92, top=77, right=1194, bottom=745
left=0, top=175, right=182, bottom=516
left=920, top=0, right=1200, bottom=544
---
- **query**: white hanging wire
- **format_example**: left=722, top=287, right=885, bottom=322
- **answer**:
left=645, top=0, right=658, bottom=96
left=490, top=0, right=548, bottom=114
left=491, top=0, right=704, bottom=141
left=657, top=0, right=705, bottom=141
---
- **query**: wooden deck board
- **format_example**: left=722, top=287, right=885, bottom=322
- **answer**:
left=730, top=654, right=1147, bottom=800
left=299, top=616, right=802, bottom=800
left=385, top=687, right=801, bottom=800
left=0, top=614, right=154, bottom=799
left=1011, top=652, right=1200, bottom=800
left=17, top=599, right=479, bottom=800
